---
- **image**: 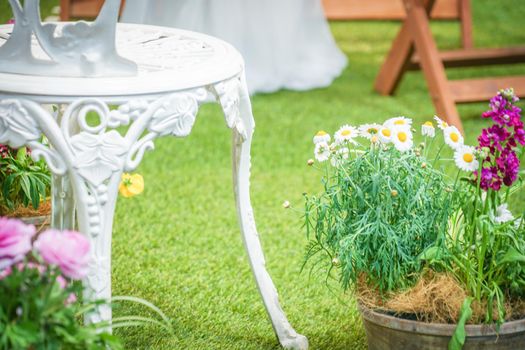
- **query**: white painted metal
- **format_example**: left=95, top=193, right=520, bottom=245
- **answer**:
left=0, top=6, right=307, bottom=349
left=0, top=0, right=136, bottom=77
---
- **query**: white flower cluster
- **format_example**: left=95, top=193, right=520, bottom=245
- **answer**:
left=431, top=115, right=479, bottom=172
left=312, top=116, right=416, bottom=164
left=311, top=115, right=481, bottom=173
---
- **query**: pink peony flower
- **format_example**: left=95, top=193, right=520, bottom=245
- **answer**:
left=34, top=230, right=91, bottom=280
left=0, top=218, right=36, bottom=270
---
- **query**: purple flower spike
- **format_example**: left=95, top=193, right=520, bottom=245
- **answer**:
left=476, top=89, right=524, bottom=191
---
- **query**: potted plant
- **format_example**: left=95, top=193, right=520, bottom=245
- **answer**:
left=0, top=216, right=172, bottom=349
left=300, top=89, right=525, bottom=349
left=0, top=143, right=52, bottom=232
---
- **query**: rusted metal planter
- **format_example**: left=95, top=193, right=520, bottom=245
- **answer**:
left=359, top=305, right=525, bottom=350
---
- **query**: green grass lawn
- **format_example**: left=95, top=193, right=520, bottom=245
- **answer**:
left=2, top=1, right=525, bottom=349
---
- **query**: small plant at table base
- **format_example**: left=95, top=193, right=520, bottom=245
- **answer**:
left=0, top=144, right=51, bottom=217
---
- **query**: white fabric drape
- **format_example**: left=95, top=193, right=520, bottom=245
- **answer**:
left=121, top=0, right=347, bottom=94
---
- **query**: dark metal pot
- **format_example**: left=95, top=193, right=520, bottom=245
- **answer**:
left=359, top=305, right=525, bottom=350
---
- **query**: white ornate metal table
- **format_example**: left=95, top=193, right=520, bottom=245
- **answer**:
left=0, top=8, right=307, bottom=349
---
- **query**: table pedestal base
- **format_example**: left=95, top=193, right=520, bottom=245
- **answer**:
left=0, top=73, right=308, bottom=349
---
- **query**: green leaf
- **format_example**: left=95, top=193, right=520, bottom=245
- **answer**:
left=19, top=174, right=31, bottom=203
left=16, top=147, right=27, bottom=161
left=28, top=177, right=40, bottom=209
left=418, top=246, right=439, bottom=261
left=449, top=297, right=473, bottom=350
left=2, top=174, right=16, bottom=209
left=499, top=247, right=525, bottom=265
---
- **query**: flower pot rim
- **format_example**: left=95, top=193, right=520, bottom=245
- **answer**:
left=359, top=303, right=525, bottom=337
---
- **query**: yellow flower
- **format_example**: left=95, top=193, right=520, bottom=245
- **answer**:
left=119, top=173, right=144, bottom=198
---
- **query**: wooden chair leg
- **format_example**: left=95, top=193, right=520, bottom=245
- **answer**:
left=374, top=24, right=415, bottom=95
left=403, top=0, right=462, bottom=130
left=60, top=0, right=71, bottom=21
left=459, top=0, right=473, bottom=49
left=374, top=0, right=436, bottom=95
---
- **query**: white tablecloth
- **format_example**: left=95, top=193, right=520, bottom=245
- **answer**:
left=121, top=0, right=348, bottom=94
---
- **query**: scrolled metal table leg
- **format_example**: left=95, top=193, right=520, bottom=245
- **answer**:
left=220, top=75, right=308, bottom=350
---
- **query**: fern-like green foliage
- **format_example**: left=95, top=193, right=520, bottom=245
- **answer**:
left=304, top=145, right=455, bottom=294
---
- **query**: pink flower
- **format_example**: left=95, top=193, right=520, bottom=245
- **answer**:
left=34, top=230, right=91, bottom=280
left=7, top=19, right=15, bottom=25
left=0, top=266, right=12, bottom=280
left=0, top=218, right=36, bottom=270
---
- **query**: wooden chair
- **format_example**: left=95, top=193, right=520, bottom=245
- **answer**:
left=373, top=0, right=525, bottom=130
left=60, top=0, right=125, bottom=21
left=322, top=0, right=473, bottom=48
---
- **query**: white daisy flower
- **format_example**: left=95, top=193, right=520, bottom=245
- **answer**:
left=493, top=204, right=514, bottom=224
left=359, top=123, right=382, bottom=140
left=453, top=146, right=479, bottom=172
left=444, top=126, right=464, bottom=150
left=334, top=125, right=358, bottom=145
left=421, top=121, right=436, bottom=138
left=313, top=130, right=331, bottom=144
left=385, top=116, right=413, bottom=129
left=330, top=147, right=349, bottom=167
left=314, top=142, right=330, bottom=162
left=378, top=126, right=394, bottom=144
left=433, top=115, right=449, bottom=130
left=392, top=128, right=413, bottom=152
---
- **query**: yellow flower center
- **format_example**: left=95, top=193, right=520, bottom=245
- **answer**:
left=423, top=121, right=433, bottom=127
left=397, top=132, right=407, bottom=142
left=381, top=128, right=391, bottom=137
left=450, top=132, right=459, bottom=142
left=463, top=153, right=474, bottom=163
left=394, top=120, right=406, bottom=125
left=316, top=130, right=327, bottom=136
left=341, top=129, right=352, bottom=136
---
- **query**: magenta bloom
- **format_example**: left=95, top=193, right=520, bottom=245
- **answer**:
left=477, top=89, right=524, bottom=191
left=0, top=144, right=10, bottom=158
left=7, top=19, right=15, bottom=25
left=0, top=218, right=36, bottom=270
left=34, top=230, right=91, bottom=280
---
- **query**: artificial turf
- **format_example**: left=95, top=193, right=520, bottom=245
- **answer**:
left=1, top=1, right=525, bottom=348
